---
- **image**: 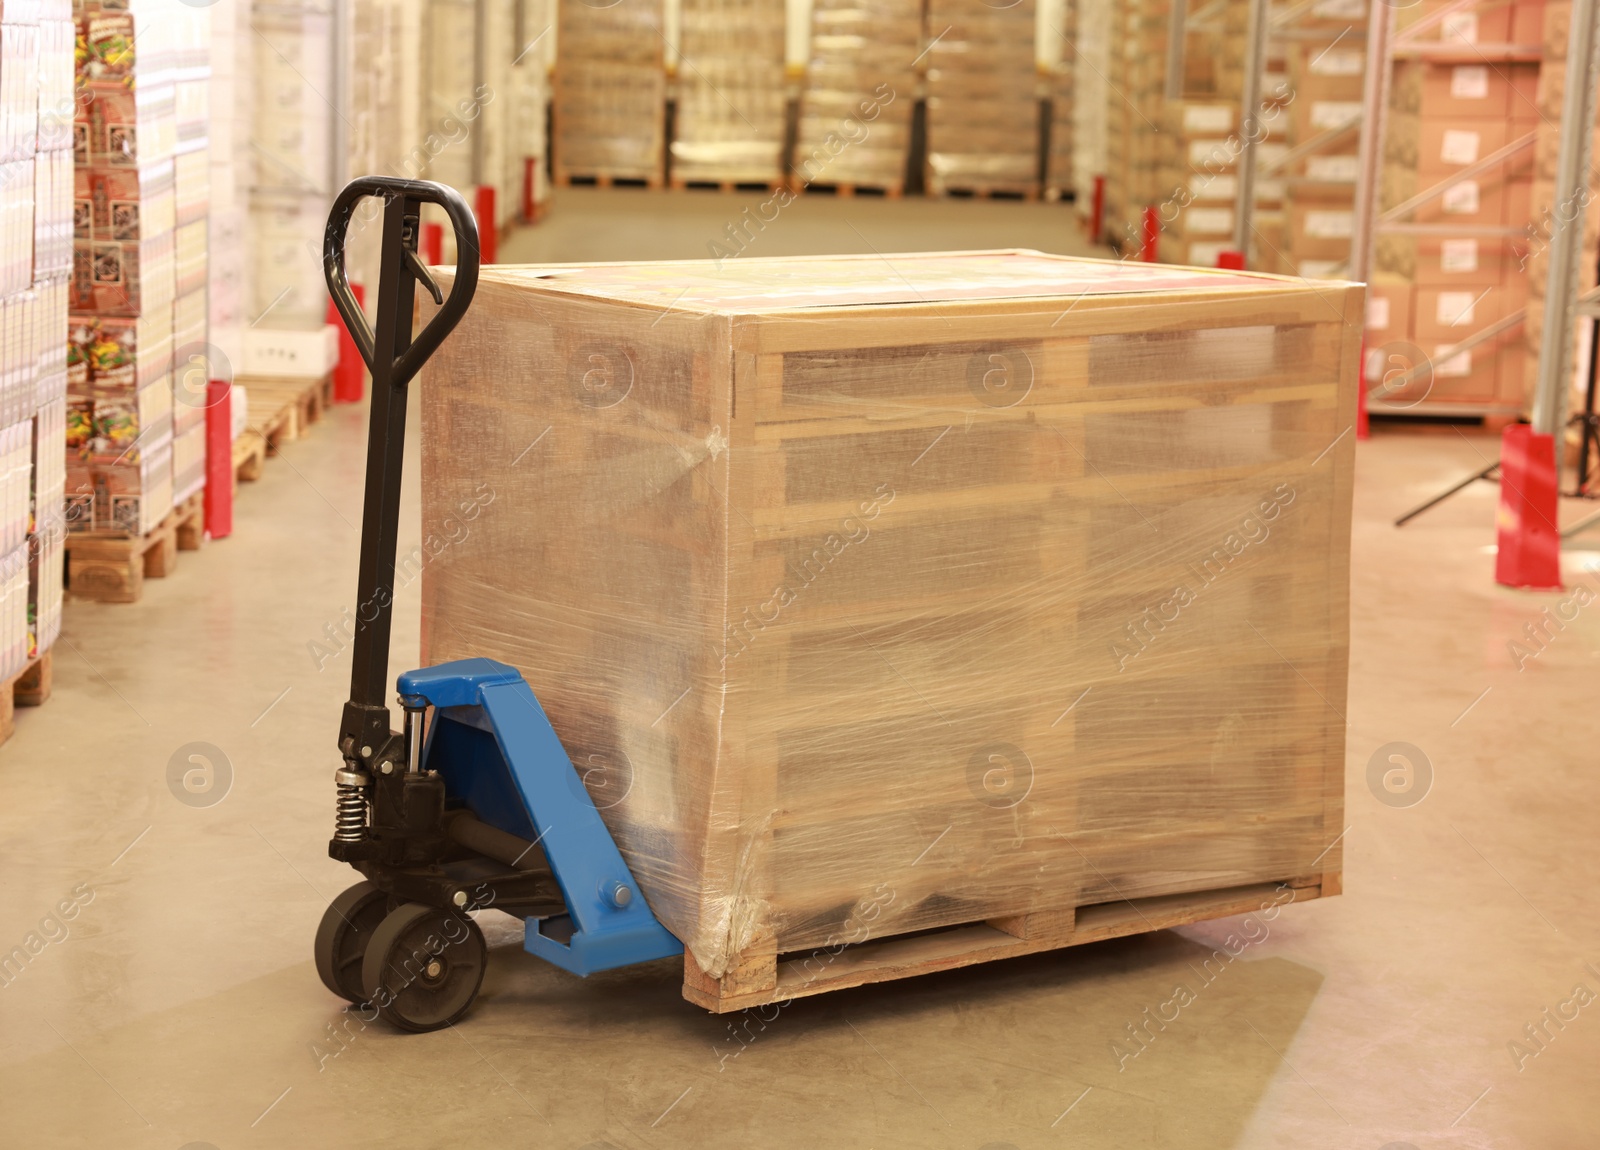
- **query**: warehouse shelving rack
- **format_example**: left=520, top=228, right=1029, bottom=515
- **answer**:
left=1348, top=0, right=1541, bottom=419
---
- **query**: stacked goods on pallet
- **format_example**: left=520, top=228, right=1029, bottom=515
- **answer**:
left=418, top=250, right=1359, bottom=1009
left=206, top=0, right=250, bottom=364
left=1371, top=1, right=1539, bottom=413
left=171, top=9, right=209, bottom=506
left=554, top=0, right=666, bottom=186
left=1525, top=0, right=1589, bottom=414
left=795, top=0, right=917, bottom=194
left=418, top=0, right=483, bottom=258
left=5, top=0, right=71, bottom=672
left=510, top=0, right=553, bottom=220
left=70, top=0, right=179, bottom=536
left=1156, top=102, right=1245, bottom=268
left=1282, top=15, right=1364, bottom=281
left=671, top=0, right=787, bottom=188
left=249, top=1, right=335, bottom=333
left=348, top=0, right=421, bottom=284
left=923, top=0, right=1038, bottom=198
left=1044, top=0, right=1076, bottom=203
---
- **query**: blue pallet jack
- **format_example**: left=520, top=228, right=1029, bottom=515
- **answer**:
left=313, top=177, right=681, bottom=1031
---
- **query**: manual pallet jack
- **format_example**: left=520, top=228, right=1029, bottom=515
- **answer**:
left=313, top=177, right=681, bottom=1032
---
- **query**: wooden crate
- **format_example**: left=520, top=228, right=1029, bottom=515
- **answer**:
left=419, top=250, right=1360, bottom=1011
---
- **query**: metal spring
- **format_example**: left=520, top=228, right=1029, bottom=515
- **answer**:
left=334, top=779, right=368, bottom=842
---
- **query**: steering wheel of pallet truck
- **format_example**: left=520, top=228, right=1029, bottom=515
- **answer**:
left=321, top=175, right=481, bottom=390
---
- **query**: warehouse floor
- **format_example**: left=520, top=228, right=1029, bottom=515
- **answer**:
left=3, top=191, right=1598, bottom=1149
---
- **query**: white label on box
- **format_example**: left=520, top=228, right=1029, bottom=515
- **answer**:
left=1312, top=49, right=1365, bottom=76
left=1451, top=65, right=1490, bottom=99
left=1187, top=207, right=1234, bottom=235
left=1190, top=241, right=1229, bottom=266
left=1442, top=13, right=1479, bottom=43
left=1368, top=296, right=1392, bottom=329
left=1306, top=210, right=1355, bottom=239
left=1440, top=238, right=1481, bottom=272
left=1442, top=180, right=1482, bottom=214
left=1437, top=291, right=1478, bottom=326
left=1436, top=345, right=1473, bottom=377
left=1313, top=0, right=1366, bottom=18
left=1364, top=346, right=1385, bottom=381
left=1300, top=260, right=1344, bottom=278
left=1184, top=105, right=1234, bottom=134
left=1257, top=177, right=1286, bottom=203
left=1190, top=140, right=1236, bottom=166
left=1191, top=173, right=1238, bottom=200
left=1311, top=101, right=1364, bottom=129
left=1440, top=128, right=1482, bottom=165
left=1306, top=154, right=1361, bottom=181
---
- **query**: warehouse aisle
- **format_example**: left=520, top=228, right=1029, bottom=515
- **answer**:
left=2, top=198, right=1598, bottom=1149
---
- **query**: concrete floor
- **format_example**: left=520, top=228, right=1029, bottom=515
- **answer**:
left=3, top=190, right=1599, bottom=1149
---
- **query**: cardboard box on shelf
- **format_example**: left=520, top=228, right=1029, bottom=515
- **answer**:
left=1393, top=61, right=1512, bottom=119
left=1413, top=285, right=1509, bottom=343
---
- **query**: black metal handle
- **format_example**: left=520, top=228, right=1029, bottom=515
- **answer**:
left=322, top=176, right=481, bottom=390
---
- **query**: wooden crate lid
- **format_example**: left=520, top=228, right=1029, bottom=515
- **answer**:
left=453, top=250, right=1345, bottom=315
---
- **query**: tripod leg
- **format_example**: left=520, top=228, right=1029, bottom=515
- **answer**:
left=1394, top=462, right=1501, bottom=527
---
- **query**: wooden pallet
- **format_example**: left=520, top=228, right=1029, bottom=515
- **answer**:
left=683, top=874, right=1330, bottom=1012
left=233, top=430, right=267, bottom=488
left=241, top=372, right=333, bottom=455
left=794, top=180, right=904, bottom=199
left=0, top=651, right=53, bottom=748
left=65, top=493, right=205, bottom=604
left=554, top=171, right=665, bottom=190
left=930, top=184, right=1040, bottom=202
left=670, top=177, right=786, bottom=194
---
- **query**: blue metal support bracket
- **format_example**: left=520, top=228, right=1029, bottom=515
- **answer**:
left=397, top=658, right=683, bottom=976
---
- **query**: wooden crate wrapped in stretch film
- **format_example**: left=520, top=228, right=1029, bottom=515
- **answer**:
left=419, top=251, right=1359, bottom=1011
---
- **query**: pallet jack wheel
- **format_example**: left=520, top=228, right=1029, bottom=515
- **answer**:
left=360, top=903, right=488, bottom=1032
left=314, top=880, right=390, bottom=1003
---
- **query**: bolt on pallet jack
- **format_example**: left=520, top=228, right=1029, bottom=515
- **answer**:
left=314, top=177, right=681, bottom=1032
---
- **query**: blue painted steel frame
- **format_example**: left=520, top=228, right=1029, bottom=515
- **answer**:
left=397, top=658, right=683, bottom=975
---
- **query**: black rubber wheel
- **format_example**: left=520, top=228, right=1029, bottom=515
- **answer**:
left=360, top=903, right=487, bottom=1032
left=314, top=881, right=390, bottom=1003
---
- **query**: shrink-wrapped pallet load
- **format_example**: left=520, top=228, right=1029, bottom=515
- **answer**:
left=671, top=0, right=787, bottom=188
left=554, top=0, right=666, bottom=186
left=419, top=250, right=1358, bottom=1009
left=923, top=0, right=1038, bottom=198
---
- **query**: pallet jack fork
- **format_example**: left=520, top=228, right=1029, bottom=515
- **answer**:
left=314, top=177, right=680, bottom=1032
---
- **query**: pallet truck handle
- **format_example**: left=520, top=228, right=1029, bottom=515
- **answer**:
left=323, top=176, right=481, bottom=391
left=322, top=177, right=482, bottom=764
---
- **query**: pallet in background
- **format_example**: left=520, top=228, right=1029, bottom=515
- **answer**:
left=232, top=430, right=267, bottom=488
left=554, top=171, right=665, bottom=190
left=929, top=184, right=1040, bottom=202
left=0, top=651, right=54, bottom=748
left=65, top=493, right=205, bottom=605
left=241, top=372, right=333, bottom=455
left=793, top=180, right=904, bottom=199
left=683, top=875, right=1330, bottom=1013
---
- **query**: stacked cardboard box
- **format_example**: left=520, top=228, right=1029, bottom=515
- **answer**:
left=554, top=0, right=666, bottom=185
left=671, top=0, right=787, bottom=187
left=923, top=0, right=1038, bottom=197
left=69, top=0, right=180, bottom=537
left=1282, top=26, right=1364, bottom=281
left=1044, top=0, right=1076, bottom=203
left=171, top=7, right=208, bottom=504
left=794, top=0, right=918, bottom=193
left=249, top=1, right=334, bottom=331
left=206, top=0, right=249, bottom=359
left=1525, top=0, right=1593, bottom=415
left=1370, top=1, right=1540, bottom=411
left=3, top=0, right=71, bottom=668
left=510, top=0, right=552, bottom=220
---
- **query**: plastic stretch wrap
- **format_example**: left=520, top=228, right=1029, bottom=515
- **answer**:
left=419, top=250, right=1359, bottom=979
